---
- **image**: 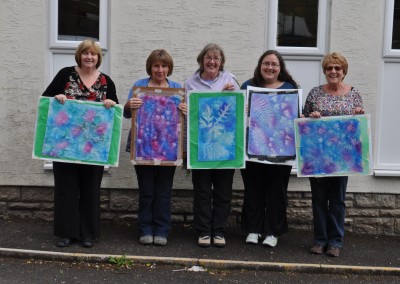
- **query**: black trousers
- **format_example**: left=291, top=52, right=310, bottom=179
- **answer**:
left=53, top=162, right=104, bottom=240
left=192, top=169, right=234, bottom=235
left=241, top=162, right=291, bottom=236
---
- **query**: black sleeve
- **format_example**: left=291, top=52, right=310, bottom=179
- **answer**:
left=105, top=75, right=119, bottom=104
left=42, top=67, right=73, bottom=97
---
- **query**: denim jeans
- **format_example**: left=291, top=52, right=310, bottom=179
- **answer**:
left=135, top=165, right=176, bottom=238
left=310, top=176, right=348, bottom=248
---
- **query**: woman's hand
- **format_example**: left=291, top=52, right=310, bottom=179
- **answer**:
left=353, top=107, right=365, bottom=115
left=103, top=99, right=116, bottom=109
left=178, top=102, right=187, bottom=115
left=54, top=94, right=67, bottom=104
left=309, top=111, right=322, bottom=118
left=222, top=83, right=235, bottom=91
left=129, top=97, right=143, bottom=109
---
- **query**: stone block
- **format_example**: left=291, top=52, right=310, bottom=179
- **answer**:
left=32, top=211, right=54, bottom=221
left=171, top=215, right=185, bottom=223
left=0, top=187, right=20, bottom=201
left=354, top=194, right=396, bottom=209
left=109, top=190, right=138, bottom=211
left=379, top=209, right=400, bottom=217
left=353, top=218, right=394, bottom=235
left=21, top=187, right=53, bottom=202
left=171, top=198, right=192, bottom=213
left=7, top=210, right=33, bottom=219
left=8, top=202, right=42, bottom=210
left=346, top=208, right=379, bottom=217
left=288, top=199, right=312, bottom=208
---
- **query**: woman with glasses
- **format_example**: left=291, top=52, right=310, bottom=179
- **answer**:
left=185, top=43, right=239, bottom=248
left=240, top=50, right=298, bottom=248
left=303, top=52, right=364, bottom=257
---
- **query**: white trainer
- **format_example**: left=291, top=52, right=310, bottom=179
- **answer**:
left=245, top=233, right=261, bottom=244
left=262, top=235, right=278, bottom=247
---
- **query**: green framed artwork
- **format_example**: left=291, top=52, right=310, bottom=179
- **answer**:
left=187, top=91, right=246, bottom=169
left=32, top=97, right=123, bottom=166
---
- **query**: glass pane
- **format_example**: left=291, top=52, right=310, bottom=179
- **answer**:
left=58, top=0, right=100, bottom=41
left=277, top=0, right=318, bottom=47
left=392, top=0, right=400, bottom=49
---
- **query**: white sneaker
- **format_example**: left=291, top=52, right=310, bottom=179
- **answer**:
left=245, top=233, right=261, bottom=244
left=262, top=235, right=278, bottom=247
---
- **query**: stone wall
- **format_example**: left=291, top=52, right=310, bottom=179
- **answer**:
left=1, top=186, right=399, bottom=236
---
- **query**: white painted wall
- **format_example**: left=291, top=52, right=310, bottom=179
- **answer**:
left=1, top=0, right=399, bottom=193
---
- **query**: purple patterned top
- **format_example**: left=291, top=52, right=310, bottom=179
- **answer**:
left=303, top=85, right=363, bottom=117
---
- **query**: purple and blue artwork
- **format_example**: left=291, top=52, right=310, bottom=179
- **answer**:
left=42, top=99, right=114, bottom=163
left=295, top=115, right=371, bottom=177
left=198, top=96, right=236, bottom=161
left=247, top=92, right=298, bottom=160
left=135, top=94, right=181, bottom=161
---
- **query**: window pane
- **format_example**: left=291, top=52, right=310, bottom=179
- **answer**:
left=58, top=0, right=100, bottom=41
left=392, top=0, right=400, bottom=49
left=277, top=0, right=318, bottom=47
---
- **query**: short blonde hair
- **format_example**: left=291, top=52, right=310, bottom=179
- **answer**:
left=75, top=39, right=102, bottom=68
left=146, top=49, right=174, bottom=76
left=322, top=52, right=348, bottom=79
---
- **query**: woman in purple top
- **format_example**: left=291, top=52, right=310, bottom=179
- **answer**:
left=185, top=43, right=239, bottom=248
left=303, top=52, right=364, bottom=257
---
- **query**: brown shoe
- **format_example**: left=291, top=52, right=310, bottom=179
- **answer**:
left=326, top=246, right=340, bottom=257
left=310, top=244, right=324, bottom=254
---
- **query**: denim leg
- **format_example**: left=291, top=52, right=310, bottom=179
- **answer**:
left=153, top=167, right=176, bottom=238
left=135, top=165, right=155, bottom=237
left=327, top=176, right=348, bottom=248
left=310, top=178, right=329, bottom=246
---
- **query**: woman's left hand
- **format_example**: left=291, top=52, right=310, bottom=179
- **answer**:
left=353, top=107, right=365, bottom=115
left=178, top=102, right=187, bottom=115
left=103, top=99, right=116, bottom=109
left=222, top=83, right=235, bottom=91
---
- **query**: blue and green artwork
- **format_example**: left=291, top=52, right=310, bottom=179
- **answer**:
left=294, top=115, right=372, bottom=177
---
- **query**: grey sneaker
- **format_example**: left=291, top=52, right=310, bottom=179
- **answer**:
left=213, top=235, right=226, bottom=247
left=139, top=235, right=153, bottom=245
left=154, top=236, right=167, bottom=246
left=198, top=235, right=211, bottom=247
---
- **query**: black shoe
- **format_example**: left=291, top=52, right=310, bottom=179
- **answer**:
left=81, top=239, right=94, bottom=248
left=56, top=238, right=71, bottom=248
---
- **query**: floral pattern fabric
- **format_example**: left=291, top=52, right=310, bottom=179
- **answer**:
left=303, top=85, right=363, bottom=117
left=64, top=70, right=108, bottom=102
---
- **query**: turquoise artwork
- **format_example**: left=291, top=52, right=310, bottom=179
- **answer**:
left=294, top=115, right=372, bottom=177
left=188, top=91, right=246, bottom=169
left=33, top=97, right=123, bottom=166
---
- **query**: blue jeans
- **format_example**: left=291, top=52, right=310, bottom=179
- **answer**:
left=310, top=176, right=348, bottom=248
left=135, top=165, right=176, bottom=238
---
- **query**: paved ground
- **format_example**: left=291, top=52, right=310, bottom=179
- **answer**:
left=0, top=218, right=399, bottom=275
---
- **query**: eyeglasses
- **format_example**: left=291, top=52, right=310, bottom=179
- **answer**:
left=325, top=66, right=343, bottom=71
left=261, top=62, right=280, bottom=68
left=205, top=57, right=221, bottom=62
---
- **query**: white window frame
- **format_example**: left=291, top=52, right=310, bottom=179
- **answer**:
left=383, top=0, right=400, bottom=57
left=49, top=0, right=109, bottom=50
left=267, top=0, right=329, bottom=55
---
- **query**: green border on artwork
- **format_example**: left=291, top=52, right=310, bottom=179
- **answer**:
left=188, top=91, right=245, bottom=169
left=33, top=97, right=122, bottom=166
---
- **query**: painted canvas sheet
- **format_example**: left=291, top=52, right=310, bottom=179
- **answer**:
left=130, top=87, right=185, bottom=166
left=294, top=115, right=372, bottom=177
left=246, top=87, right=301, bottom=165
left=188, top=91, right=246, bottom=169
left=33, top=97, right=123, bottom=166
